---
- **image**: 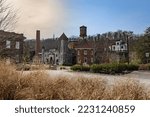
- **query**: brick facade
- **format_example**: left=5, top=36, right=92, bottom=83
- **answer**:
left=76, top=48, right=94, bottom=65
left=75, top=38, right=94, bottom=65
left=35, top=30, right=41, bottom=56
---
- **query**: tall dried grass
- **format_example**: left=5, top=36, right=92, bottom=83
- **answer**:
left=108, top=79, right=150, bottom=100
left=0, top=60, right=19, bottom=99
left=0, top=60, right=150, bottom=100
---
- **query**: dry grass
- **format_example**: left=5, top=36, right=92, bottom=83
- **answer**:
left=108, top=79, right=150, bottom=100
left=0, top=60, right=19, bottom=99
left=0, top=60, right=150, bottom=100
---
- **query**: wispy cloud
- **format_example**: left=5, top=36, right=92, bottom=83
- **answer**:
left=10, top=0, right=70, bottom=39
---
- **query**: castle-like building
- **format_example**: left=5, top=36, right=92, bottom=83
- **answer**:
left=26, top=26, right=136, bottom=65
left=30, top=26, right=97, bottom=65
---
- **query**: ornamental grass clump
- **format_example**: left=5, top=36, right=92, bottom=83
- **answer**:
left=0, top=60, right=149, bottom=100
left=0, top=60, right=19, bottom=100
left=108, top=78, right=149, bottom=100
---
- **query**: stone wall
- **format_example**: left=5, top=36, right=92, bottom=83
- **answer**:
left=0, top=30, right=26, bottom=63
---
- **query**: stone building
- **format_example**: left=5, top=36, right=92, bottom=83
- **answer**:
left=109, top=40, right=128, bottom=63
left=59, top=33, right=70, bottom=65
left=30, top=31, right=73, bottom=65
left=73, top=26, right=95, bottom=65
left=25, top=26, right=137, bottom=65
left=41, top=33, right=71, bottom=65
left=0, top=30, right=26, bottom=63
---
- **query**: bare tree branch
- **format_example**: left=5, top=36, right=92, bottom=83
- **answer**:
left=0, top=0, right=18, bottom=31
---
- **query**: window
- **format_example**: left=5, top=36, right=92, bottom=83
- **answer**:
left=56, top=59, right=59, bottom=65
left=16, top=41, right=20, bottom=49
left=116, top=42, right=120, bottom=45
left=113, top=46, right=115, bottom=50
left=78, top=57, right=81, bottom=63
left=121, top=45, right=124, bottom=49
left=84, top=57, right=87, bottom=63
left=6, top=40, right=11, bottom=48
left=84, top=50, right=87, bottom=55
left=78, top=50, right=80, bottom=55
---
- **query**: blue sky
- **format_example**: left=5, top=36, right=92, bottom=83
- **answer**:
left=12, top=0, right=150, bottom=38
left=65, top=0, right=150, bottom=36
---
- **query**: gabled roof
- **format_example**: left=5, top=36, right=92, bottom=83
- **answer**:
left=75, top=39, right=94, bottom=49
left=59, top=33, right=68, bottom=41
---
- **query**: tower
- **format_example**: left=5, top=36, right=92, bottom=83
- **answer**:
left=80, top=25, right=87, bottom=39
left=59, top=33, right=68, bottom=65
left=35, top=30, right=41, bottom=56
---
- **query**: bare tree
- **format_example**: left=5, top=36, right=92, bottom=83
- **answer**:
left=0, top=0, right=17, bottom=31
left=0, top=0, right=18, bottom=57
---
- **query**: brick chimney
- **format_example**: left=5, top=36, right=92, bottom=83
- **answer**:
left=35, top=30, right=41, bottom=56
left=80, top=25, right=87, bottom=39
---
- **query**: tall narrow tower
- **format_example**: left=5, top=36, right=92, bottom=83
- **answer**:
left=59, top=33, right=68, bottom=65
left=80, top=25, right=87, bottom=39
left=35, top=30, right=41, bottom=56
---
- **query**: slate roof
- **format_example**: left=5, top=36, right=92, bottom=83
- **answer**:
left=59, top=33, right=68, bottom=41
left=25, top=33, right=69, bottom=52
left=75, top=39, right=94, bottom=49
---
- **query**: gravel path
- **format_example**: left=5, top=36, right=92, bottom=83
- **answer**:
left=47, top=70, right=150, bottom=87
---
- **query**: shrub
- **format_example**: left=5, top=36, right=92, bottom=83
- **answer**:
left=71, top=65, right=90, bottom=72
left=91, top=64, right=117, bottom=74
left=90, top=64, right=103, bottom=73
left=139, top=64, right=150, bottom=70
left=82, top=66, right=90, bottom=71
left=71, top=65, right=81, bottom=71
left=127, top=64, right=139, bottom=71
left=91, top=63, right=139, bottom=74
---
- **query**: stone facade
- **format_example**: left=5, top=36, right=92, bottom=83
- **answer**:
left=42, top=49, right=59, bottom=65
left=0, top=30, right=26, bottom=63
left=40, top=33, right=73, bottom=65
left=108, top=40, right=128, bottom=63
left=25, top=26, right=138, bottom=65
left=59, top=33, right=70, bottom=65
